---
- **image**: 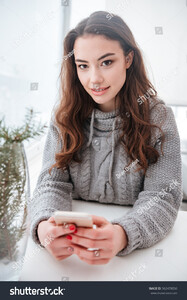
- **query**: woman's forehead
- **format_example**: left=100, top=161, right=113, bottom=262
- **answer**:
left=74, top=35, right=123, bottom=60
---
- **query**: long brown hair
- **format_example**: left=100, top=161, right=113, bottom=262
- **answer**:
left=50, top=11, right=166, bottom=175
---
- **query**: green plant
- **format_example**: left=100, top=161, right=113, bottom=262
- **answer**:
left=0, top=108, right=46, bottom=144
left=0, top=108, right=46, bottom=260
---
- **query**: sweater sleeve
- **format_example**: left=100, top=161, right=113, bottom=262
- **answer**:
left=111, top=103, right=183, bottom=256
left=28, top=120, right=73, bottom=245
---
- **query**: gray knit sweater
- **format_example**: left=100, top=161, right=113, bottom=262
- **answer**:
left=28, top=98, right=182, bottom=256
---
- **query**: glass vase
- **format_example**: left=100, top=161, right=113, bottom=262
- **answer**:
left=0, top=142, right=30, bottom=281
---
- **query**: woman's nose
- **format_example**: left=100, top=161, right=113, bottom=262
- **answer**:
left=90, top=68, right=104, bottom=85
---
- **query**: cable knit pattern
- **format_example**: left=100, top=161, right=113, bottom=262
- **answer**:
left=28, top=98, right=182, bottom=256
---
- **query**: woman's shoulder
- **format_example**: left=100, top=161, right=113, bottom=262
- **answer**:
left=148, top=96, right=165, bottom=114
left=148, top=96, right=174, bottom=125
left=147, top=97, right=178, bottom=147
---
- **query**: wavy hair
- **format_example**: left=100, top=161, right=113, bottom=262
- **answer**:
left=50, top=11, right=166, bottom=175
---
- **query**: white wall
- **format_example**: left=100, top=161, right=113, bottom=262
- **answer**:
left=69, top=0, right=106, bottom=29
left=0, top=0, right=64, bottom=127
left=105, top=0, right=187, bottom=106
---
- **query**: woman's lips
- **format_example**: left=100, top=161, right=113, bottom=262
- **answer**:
left=91, top=86, right=110, bottom=96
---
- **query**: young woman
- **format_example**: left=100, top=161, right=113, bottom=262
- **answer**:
left=28, top=11, right=182, bottom=265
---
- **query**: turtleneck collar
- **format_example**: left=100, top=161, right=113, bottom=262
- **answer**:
left=87, top=107, right=122, bottom=131
left=86, top=107, right=123, bottom=187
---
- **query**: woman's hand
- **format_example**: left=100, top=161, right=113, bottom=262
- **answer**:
left=37, top=216, right=77, bottom=261
left=66, top=215, right=128, bottom=265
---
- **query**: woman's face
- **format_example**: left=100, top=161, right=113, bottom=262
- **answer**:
left=74, top=34, right=133, bottom=112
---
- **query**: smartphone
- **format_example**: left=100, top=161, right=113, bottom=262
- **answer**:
left=52, top=211, right=93, bottom=228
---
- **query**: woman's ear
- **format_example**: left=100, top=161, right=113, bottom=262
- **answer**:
left=125, top=50, right=134, bottom=69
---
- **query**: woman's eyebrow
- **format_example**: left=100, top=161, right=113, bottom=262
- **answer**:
left=75, top=53, right=116, bottom=63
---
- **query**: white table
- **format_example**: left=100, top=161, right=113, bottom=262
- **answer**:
left=20, top=200, right=187, bottom=281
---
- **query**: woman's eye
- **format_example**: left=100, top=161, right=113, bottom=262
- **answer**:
left=78, top=64, right=87, bottom=69
left=102, top=60, right=113, bottom=66
left=77, top=60, right=112, bottom=69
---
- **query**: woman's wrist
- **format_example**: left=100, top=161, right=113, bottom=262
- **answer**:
left=113, top=224, right=128, bottom=253
left=37, top=220, right=47, bottom=244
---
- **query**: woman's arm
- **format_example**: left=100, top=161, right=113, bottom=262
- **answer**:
left=111, top=104, right=183, bottom=256
left=28, top=120, right=73, bottom=245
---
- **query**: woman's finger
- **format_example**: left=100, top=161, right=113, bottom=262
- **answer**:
left=69, top=234, right=112, bottom=250
left=47, top=238, right=74, bottom=257
left=55, top=254, right=73, bottom=261
left=49, top=235, right=72, bottom=249
left=91, top=215, right=108, bottom=226
left=52, top=248, right=74, bottom=261
left=72, top=223, right=112, bottom=240
left=78, top=256, right=110, bottom=265
left=48, top=216, right=55, bottom=223
left=73, top=244, right=112, bottom=260
left=48, top=222, right=77, bottom=239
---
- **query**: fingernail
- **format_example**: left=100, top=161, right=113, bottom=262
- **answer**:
left=66, top=235, right=72, bottom=240
left=74, top=229, right=77, bottom=233
left=63, top=223, right=69, bottom=229
left=69, top=225, right=75, bottom=231
left=49, top=217, right=55, bottom=223
left=67, top=246, right=74, bottom=252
